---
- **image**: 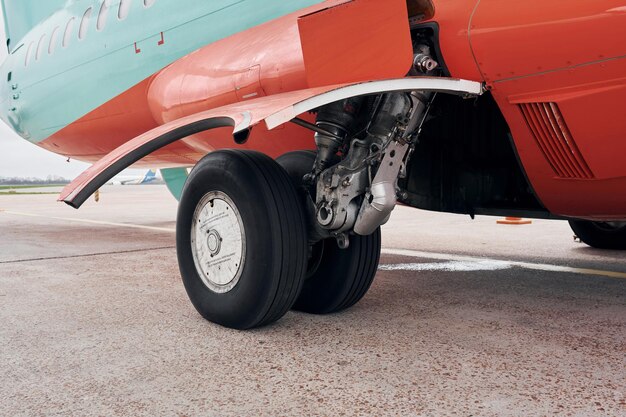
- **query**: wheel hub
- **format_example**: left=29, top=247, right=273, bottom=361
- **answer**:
left=207, top=230, right=222, bottom=256
left=191, top=191, right=246, bottom=294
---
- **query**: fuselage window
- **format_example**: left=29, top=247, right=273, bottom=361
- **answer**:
left=63, top=18, right=75, bottom=48
left=97, top=0, right=110, bottom=31
left=35, top=34, right=46, bottom=61
left=119, top=0, right=131, bottom=20
left=79, top=8, right=93, bottom=40
left=144, top=0, right=156, bottom=7
left=49, top=26, right=60, bottom=54
left=24, top=42, right=34, bottom=67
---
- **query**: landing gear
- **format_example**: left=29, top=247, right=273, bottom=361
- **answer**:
left=277, top=151, right=381, bottom=314
left=178, top=54, right=437, bottom=327
left=177, top=150, right=308, bottom=329
left=570, top=220, right=626, bottom=250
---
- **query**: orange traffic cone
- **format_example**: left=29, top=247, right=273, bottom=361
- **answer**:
left=497, top=217, right=532, bottom=225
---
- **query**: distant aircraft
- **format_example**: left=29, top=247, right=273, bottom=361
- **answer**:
left=0, top=0, right=624, bottom=329
left=108, top=169, right=158, bottom=186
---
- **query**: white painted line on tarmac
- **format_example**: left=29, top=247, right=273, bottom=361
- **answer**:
left=2, top=210, right=624, bottom=279
left=1, top=210, right=176, bottom=233
left=379, top=260, right=511, bottom=272
left=381, top=248, right=626, bottom=280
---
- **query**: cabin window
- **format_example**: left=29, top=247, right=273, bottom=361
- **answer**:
left=119, top=0, right=131, bottom=20
left=24, top=42, right=34, bottom=66
left=63, top=18, right=75, bottom=47
left=79, top=8, right=93, bottom=40
left=144, top=0, right=156, bottom=7
left=35, top=34, right=46, bottom=61
left=49, top=26, right=60, bottom=54
left=97, top=0, right=111, bottom=31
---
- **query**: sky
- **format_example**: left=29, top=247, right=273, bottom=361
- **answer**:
left=0, top=8, right=141, bottom=179
left=0, top=126, right=92, bottom=178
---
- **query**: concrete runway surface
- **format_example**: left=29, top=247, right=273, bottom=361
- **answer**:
left=1, top=186, right=624, bottom=417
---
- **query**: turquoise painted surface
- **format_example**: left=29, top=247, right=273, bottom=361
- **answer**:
left=0, top=0, right=325, bottom=144
left=1, top=0, right=67, bottom=50
left=161, top=167, right=188, bottom=201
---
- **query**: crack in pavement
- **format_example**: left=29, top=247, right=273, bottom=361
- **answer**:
left=0, top=246, right=176, bottom=265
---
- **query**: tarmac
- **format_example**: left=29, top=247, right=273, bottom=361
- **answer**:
left=0, top=186, right=624, bottom=416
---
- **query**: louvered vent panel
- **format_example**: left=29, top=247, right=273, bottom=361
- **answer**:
left=518, top=102, right=594, bottom=179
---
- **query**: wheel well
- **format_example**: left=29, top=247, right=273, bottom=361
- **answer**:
left=398, top=92, right=552, bottom=218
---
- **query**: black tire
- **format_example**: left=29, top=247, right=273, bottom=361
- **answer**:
left=295, top=229, right=381, bottom=314
left=177, top=150, right=308, bottom=329
left=569, top=220, right=626, bottom=250
left=275, top=150, right=317, bottom=194
left=276, top=151, right=382, bottom=314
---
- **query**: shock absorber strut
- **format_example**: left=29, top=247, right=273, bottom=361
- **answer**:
left=302, top=40, right=443, bottom=241
left=351, top=89, right=435, bottom=236
left=312, top=97, right=364, bottom=175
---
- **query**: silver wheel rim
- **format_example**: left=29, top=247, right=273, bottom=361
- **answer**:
left=191, top=191, right=246, bottom=294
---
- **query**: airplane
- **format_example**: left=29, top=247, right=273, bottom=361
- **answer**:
left=108, top=169, right=159, bottom=185
left=0, top=0, right=624, bottom=329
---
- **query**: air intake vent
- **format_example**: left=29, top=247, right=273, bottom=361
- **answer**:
left=518, top=102, right=593, bottom=179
